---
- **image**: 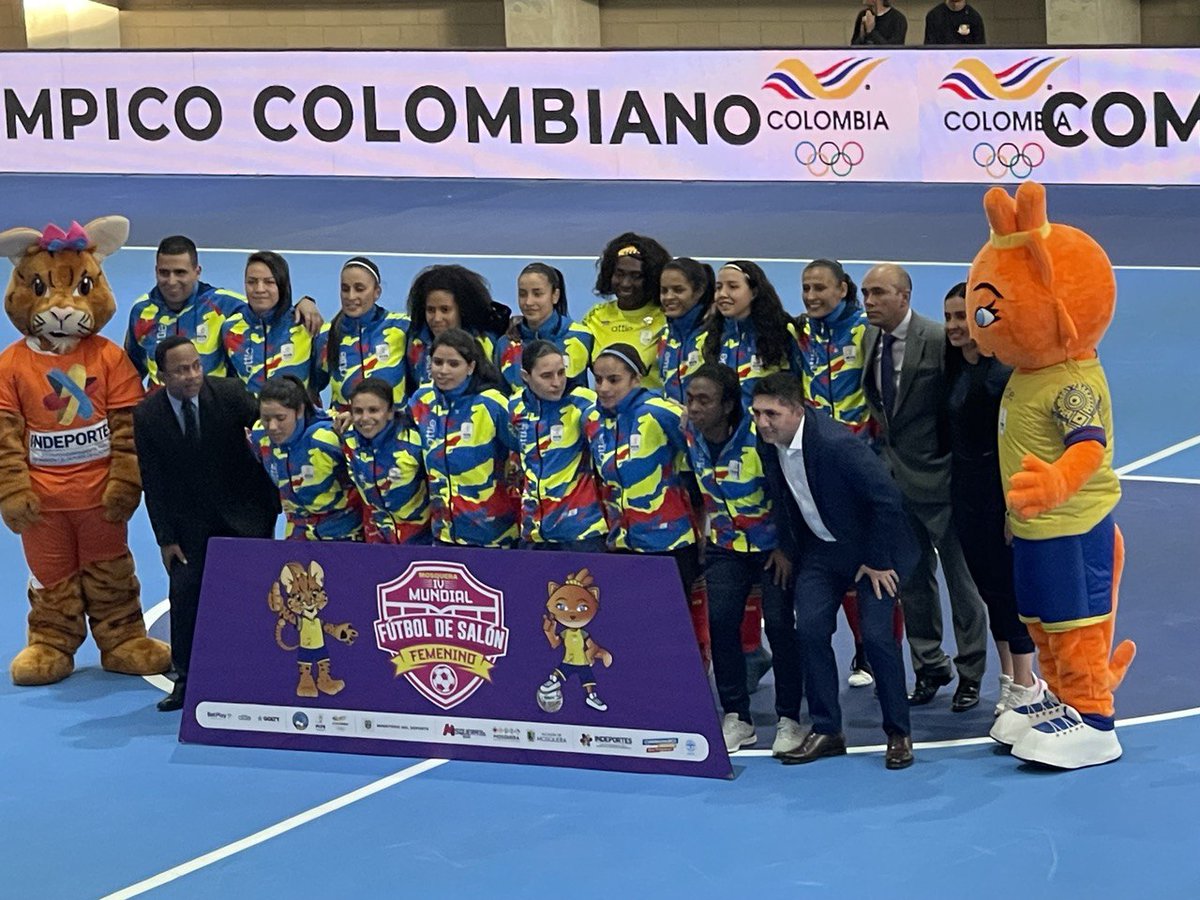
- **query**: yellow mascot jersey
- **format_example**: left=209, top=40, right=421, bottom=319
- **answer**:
left=999, top=358, right=1120, bottom=540
left=0, top=337, right=144, bottom=512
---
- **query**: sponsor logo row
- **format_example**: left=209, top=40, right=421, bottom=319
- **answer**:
left=196, top=701, right=707, bottom=762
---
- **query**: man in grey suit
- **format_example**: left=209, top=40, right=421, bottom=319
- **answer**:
left=861, top=263, right=988, bottom=711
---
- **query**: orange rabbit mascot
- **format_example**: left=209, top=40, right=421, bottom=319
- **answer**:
left=966, top=182, right=1135, bottom=768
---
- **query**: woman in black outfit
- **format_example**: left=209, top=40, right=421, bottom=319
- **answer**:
left=943, top=282, right=1038, bottom=716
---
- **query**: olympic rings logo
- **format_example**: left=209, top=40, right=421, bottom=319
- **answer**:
left=972, top=141, right=1045, bottom=180
left=794, top=141, right=864, bottom=178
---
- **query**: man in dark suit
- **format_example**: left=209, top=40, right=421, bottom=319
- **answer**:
left=134, top=336, right=279, bottom=711
left=862, top=263, right=988, bottom=711
left=752, top=373, right=918, bottom=769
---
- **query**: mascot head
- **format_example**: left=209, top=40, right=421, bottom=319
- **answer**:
left=0, top=216, right=128, bottom=354
left=967, top=181, right=1114, bottom=371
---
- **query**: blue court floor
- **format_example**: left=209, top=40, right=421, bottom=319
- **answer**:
left=0, top=174, right=1197, bottom=898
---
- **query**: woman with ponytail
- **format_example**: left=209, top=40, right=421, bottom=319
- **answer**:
left=495, top=262, right=593, bottom=394
left=320, top=256, right=411, bottom=412
left=408, top=328, right=519, bottom=548
left=657, top=257, right=715, bottom=405
left=251, top=374, right=362, bottom=541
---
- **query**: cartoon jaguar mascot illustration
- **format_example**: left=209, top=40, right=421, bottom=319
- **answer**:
left=267, top=560, right=358, bottom=697
left=538, top=568, right=613, bottom=713
left=0, top=217, right=170, bottom=685
left=968, top=181, right=1135, bottom=769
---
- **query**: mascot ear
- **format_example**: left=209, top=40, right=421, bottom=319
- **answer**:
left=308, top=560, right=325, bottom=584
left=1014, top=181, right=1047, bottom=232
left=0, top=227, right=41, bottom=266
left=82, top=216, right=130, bottom=261
left=983, top=187, right=1018, bottom=236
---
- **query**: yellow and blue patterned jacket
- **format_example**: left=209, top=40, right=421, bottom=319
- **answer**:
left=320, top=305, right=411, bottom=410
left=507, top=386, right=606, bottom=544
left=796, top=302, right=873, bottom=436
left=125, top=282, right=244, bottom=385
left=342, top=416, right=430, bottom=544
left=408, top=379, right=518, bottom=547
left=221, top=303, right=329, bottom=396
left=586, top=387, right=697, bottom=552
left=684, top=415, right=777, bottom=553
left=251, top=412, right=362, bottom=541
left=494, top=312, right=593, bottom=395
left=710, top=318, right=801, bottom=410
left=657, top=303, right=708, bottom=405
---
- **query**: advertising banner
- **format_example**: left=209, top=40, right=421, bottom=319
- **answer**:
left=179, top=538, right=733, bottom=779
left=1, top=48, right=1196, bottom=184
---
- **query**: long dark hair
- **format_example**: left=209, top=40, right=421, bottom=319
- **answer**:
left=942, top=281, right=969, bottom=388
left=592, top=232, right=671, bottom=308
left=408, top=265, right=510, bottom=337
left=260, top=373, right=317, bottom=418
left=430, top=327, right=507, bottom=394
left=702, top=260, right=793, bottom=370
left=662, top=257, right=716, bottom=318
left=804, top=258, right=859, bottom=308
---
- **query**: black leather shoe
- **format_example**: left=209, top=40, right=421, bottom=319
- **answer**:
left=779, top=730, right=847, bottom=765
left=885, top=733, right=914, bottom=769
left=951, top=679, right=981, bottom=712
left=157, top=679, right=186, bottom=712
left=908, top=670, right=953, bottom=706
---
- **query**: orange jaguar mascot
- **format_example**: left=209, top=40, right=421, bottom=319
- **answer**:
left=0, top=217, right=170, bottom=685
left=968, top=182, right=1135, bottom=768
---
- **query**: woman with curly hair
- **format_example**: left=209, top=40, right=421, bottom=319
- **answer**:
left=405, top=264, right=511, bottom=393
left=583, top=232, right=671, bottom=391
left=702, top=260, right=800, bottom=409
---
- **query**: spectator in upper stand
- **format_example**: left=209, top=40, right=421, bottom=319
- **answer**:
left=125, top=235, right=322, bottom=388
left=852, top=0, right=908, bottom=45
left=924, top=0, right=985, bottom=44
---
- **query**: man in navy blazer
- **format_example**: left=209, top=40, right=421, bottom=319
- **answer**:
left=752, top=373, right=919, bottom=769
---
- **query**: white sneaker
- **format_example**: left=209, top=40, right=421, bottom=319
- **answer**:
left=989, top=679, right=1063, bottom=746
left=771, top=717, right=807, bottom=757
left=994, top=674, right=1014, bottom=717
left=722, top=713, right=757, bottom=753
left=1011, top=707, right=1123, bottom=769
left=847, top=653, right=874, bottom=688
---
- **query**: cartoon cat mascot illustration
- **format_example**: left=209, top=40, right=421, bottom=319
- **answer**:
left=267, top=560, right=357, bottom=697
left=967, top=182, right=1135, bottom=768
left=0, top=218, right=170, bottom=685
left=539, top=568, right=613, bottom=713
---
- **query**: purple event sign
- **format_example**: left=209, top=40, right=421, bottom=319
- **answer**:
left=180, top=538, right=733, bottom=779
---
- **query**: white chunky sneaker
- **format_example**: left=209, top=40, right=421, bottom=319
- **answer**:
left=722, top=713, right=757, bottom=753
left=847, top=653, right=874, bottom=688
left=1010, top=707, right=1123, bottom=769
left=771, top=717, right=807, bottom=757
left=994, top=674, right=1014, bottom=717
left=989, top=679, right=1063, bottom=746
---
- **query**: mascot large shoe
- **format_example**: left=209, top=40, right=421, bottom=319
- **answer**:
left=0, top=218, right=170, bottom=685
left=967, top=182, right=1135, bottom=770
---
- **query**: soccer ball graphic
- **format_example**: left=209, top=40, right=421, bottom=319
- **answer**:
left=429, top=664, right=459, bottom=696
left=537, top=678, right=564, bottom=713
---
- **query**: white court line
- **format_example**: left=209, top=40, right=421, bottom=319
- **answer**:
left=99, top=758, right=448, bottom=900
left=123, top=246, right=1200, bottom=272
left=1115, top=433, right=1200, bottom=475
left=1120, top=474, right=1200, bottom=485
left=141, top=598, right=174, bottom=693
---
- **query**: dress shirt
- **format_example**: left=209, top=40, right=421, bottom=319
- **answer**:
left=166, top=391, right=200, bottom=439
left=777, top=420, right=835, bottom=542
